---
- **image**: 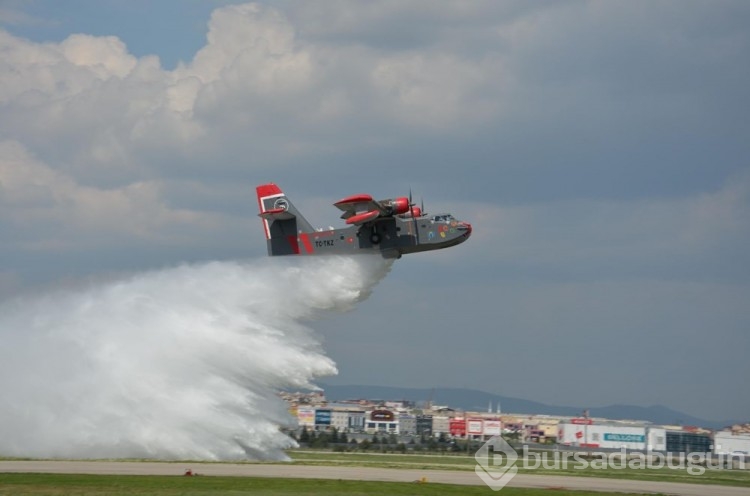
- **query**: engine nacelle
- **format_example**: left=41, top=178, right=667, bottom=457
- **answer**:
left=384, top=197, right=410, bottom=215
left=410, top=206, right=422, bottom=217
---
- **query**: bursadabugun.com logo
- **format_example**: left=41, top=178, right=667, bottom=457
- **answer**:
left=474, top=436, right=519, bottom=491
left=475, top=436, right=746, bottom=491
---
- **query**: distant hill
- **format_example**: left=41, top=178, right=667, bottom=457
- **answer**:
left=318, top=383, right=737, bottom=430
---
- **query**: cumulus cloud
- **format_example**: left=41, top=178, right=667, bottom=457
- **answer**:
left=0, top=141, right=214, bottom=250
left=456, top=172, right=750, bottom=283
left=2, top=3, right=493, bottom=181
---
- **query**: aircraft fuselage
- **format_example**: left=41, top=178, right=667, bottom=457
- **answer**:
left=267, top=214, right=471, bottom=259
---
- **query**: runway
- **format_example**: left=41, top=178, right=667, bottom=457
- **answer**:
left=0, top=460, right=746, bottom=495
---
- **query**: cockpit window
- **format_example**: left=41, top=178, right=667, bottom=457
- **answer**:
left=432, top=214, right=454, bottom=223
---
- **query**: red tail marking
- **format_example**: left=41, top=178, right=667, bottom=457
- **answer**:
left=256, top=183, right=284, bottom=240
left=286, top=235, right=300, bottom=254
left=256, top=183, right=283, bottom=200
left=299, top=233, right=314, bottom=253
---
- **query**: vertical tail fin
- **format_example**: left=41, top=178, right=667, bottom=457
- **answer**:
left=256, top=183, right=315, bottom=255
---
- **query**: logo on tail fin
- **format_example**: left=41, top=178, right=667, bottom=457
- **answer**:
left=255, top=183, right=315, bottom=251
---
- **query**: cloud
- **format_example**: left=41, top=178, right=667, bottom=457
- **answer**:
left=456, top=171, right=750, bottom=283
left=1, top=1, right=523, bottom=191
left=0, top=141, right=215, bottom=251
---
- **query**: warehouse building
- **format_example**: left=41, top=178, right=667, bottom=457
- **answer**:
left=714, top=430, right=750, bottom=455
left=558, top=419, right=666, bottom=451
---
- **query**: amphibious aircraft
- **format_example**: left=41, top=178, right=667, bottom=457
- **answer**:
left=256, top=183, right=472, bottom=259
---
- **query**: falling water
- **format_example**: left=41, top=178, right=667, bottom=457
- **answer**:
left=0, top=256, right=391, bottom=460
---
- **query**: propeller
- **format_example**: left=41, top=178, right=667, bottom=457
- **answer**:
left=412, top=190, right=419, bottom=241
left=406, top=188, right=426, bottom=217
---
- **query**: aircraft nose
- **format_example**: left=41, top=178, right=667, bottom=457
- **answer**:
left=458, top=222, right=472, bottom=236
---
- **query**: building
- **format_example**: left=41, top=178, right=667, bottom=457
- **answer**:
left=714, top=430, right=750, bottom=455
left=558, top=419, right=666, bottom=451
left=432, top=416, right=450, bottom=437
left=466, top=418, right=483, bottom=438
left=347, top=410, right=366, bottom=432
left=331, top=410, right=349, bottom=432
left=314, top=408, right=332, bottom=431
left=441, top=416, right=504, bottom=440
left=665, top=431, right=712, bottom=454
left=483, top=419, right=502, bottom=438
left=416, top=415, right=433, bottom=436
left=364, top=409, right=399, bottom=434
left=399, top=414, right=416, bottom=435
left=449, top=417, right=466, bottom=437
left=297, top=406, right=315, bottom=428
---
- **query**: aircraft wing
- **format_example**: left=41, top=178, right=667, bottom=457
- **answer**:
left=333, top=194, right=384, bottom=225
left=334, top=193, right=412, bottom=226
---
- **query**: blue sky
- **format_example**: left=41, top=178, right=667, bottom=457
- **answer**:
left=1, top=1, right=748, bottom=421
left=1, top=0, right=221, bottom=68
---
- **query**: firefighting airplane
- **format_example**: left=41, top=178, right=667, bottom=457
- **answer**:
left=256, top=183, right=472, bottom=259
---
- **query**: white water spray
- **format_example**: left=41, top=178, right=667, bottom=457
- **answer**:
left=0, top=256, right=391, bottom=460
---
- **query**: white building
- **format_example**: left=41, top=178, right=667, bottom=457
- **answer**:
left=297, top=406, right=315, bottom=427
left=714, top=430, right=750, bottom=455
left=331, top=410, right=349, bottom=432
left=327, top=409, right=367, bottom=433
left=558, top=420, right=666, bottom=451
left=364, top=409, right=399, bottom=434
left=432, top=416, right=450, bottom=437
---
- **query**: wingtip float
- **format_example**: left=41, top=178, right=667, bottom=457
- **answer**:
left=256, top=183, right=471, bottom=259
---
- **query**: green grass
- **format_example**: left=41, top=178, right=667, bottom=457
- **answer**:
left=2, top=450, right=747, bottom=492
left=0, top=474, right=642, bottom=496
left=286, top=450, right=750, bottom=487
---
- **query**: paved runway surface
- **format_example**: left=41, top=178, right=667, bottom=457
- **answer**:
left=0, top=460, right=746, bottom=495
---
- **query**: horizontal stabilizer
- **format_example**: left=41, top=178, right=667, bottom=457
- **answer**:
left=259, top=208, right=296, bottom=221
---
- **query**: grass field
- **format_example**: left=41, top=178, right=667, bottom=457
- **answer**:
left=0, top=474, right=649, bottom=496
left=286, top=450, right=750, bottom=487
left=1, top=450, right=747, bottom=493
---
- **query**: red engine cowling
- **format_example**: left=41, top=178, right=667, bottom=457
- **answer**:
left=386, top=197, right=410, bottom=215
left=410, top=206, right=422, bottom=217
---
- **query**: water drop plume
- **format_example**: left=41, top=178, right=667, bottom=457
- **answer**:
left=0, top=256, right=392, bottom=460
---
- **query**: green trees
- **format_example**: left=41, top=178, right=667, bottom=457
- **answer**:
left=299, top=426, right=310, bottom=443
